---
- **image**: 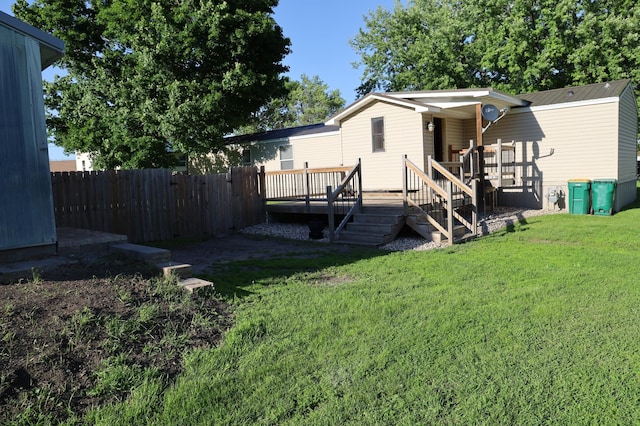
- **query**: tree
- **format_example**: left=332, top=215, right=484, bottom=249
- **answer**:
left=236, top=74, right=346, bottom=134
left=351, top=0, right=640, bottom=97
left=13, top=0, right=291, bottom=169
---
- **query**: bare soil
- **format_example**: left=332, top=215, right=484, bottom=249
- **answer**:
left=0, top=232, right=354, bottom=424
left=0, top=252, right=232, bottom=424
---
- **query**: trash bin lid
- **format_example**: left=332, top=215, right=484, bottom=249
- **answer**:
left=568, top=178, right=591, bottom=182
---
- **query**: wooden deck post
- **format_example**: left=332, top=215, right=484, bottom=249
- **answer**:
left=496, top=139, right=503, bottom=189
left=446, top=180, right=454, bottom=246
left=327, top=185, right=334, bottom=242
left=402, top=155, right=408, bottom=215
left=304, top=162, right=310, bottom=214
left=471, top=178, right=478, bottom=236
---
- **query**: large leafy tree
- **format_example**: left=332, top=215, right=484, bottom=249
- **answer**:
left=13, top=0, right=291, bottom=169
left=351, top=0, right=640, bottom=97
left=236, top=74, right=346, bottom=134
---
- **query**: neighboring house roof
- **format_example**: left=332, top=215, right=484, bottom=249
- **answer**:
left=49, top=160, right=77, bottom=172
left=225, top=123, right=340, bottom=145
left=516, top=79, right=632, bottom=107
left=0, top=11, right=65, bottom=69
left=326, top=88, right=529, bottom=124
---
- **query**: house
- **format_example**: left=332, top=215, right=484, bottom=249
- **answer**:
left=228, top=80, right=637, bottom=212
left=0, top=11, right=65, bottom=261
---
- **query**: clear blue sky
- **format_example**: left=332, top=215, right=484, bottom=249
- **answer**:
left=0, top=0, right=402, bottom=159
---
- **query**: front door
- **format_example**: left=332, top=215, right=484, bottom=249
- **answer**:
left=433, top=117, right=444, bottom=162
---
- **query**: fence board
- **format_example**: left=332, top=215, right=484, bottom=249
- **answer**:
left=51, top=167, right=264, bottom=243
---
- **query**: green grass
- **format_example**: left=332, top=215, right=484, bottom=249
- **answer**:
left=87, top=192, right=640, bottom=425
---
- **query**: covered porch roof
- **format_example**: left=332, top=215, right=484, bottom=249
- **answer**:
left=326, top=87, right=529, bottom=124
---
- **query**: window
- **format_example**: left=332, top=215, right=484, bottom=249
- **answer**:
left=279, top=145, right=294, bottom=170
left=371, top=117, right=385, bottom=152
left=241, top=148, right=251, bottom=166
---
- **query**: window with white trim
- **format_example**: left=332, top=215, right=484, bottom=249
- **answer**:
left=371, top=117, right=385, bottom=152
left=279, top=145, right=294, bottom=170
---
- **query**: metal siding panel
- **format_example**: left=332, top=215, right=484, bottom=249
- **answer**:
left=0, top=28, right=56, bottom=251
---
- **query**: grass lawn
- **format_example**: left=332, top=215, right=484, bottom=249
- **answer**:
left=88, top=194, right=640, bottom=425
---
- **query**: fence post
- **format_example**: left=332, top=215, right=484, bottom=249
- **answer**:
left=446, top=180, right=454, bottom=246
left=327, top=185, right=335, bottom=242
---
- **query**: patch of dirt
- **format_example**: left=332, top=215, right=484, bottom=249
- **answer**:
left=0, top=254, right=232, bottom=424
left=0, top=233, right=361, bottom=423
left=169, top=233, right=356, bottom=275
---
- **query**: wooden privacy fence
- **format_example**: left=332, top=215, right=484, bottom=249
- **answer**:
left=51, top=167, right=265, bottom=243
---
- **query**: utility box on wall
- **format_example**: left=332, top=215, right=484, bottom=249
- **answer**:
left=0, top=11, right=65, bottom=261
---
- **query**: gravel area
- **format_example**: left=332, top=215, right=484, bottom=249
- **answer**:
left=241, top=207, right=566, bottom=252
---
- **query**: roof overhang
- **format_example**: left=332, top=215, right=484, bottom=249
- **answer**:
left=326, top=88, right=529, bottom=124
left=0, top=10, right=65, bottom=70
left=325, top=93, right=442, bottom=126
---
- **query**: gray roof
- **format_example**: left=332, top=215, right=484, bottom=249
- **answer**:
left=0, top=11, right=65, bottom=69
left=225, top=123, right=340, bottom=144
left=516, top=79, right=631, bottom=107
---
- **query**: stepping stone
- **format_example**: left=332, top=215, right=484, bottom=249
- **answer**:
left=156, top=262, right=192, bottom=279
left=179, top=277, right=214, bottom=293
left=110, top=243, right=171, bottom=263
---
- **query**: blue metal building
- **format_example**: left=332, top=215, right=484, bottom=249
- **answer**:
left=0, top=11, right=64, bottom=261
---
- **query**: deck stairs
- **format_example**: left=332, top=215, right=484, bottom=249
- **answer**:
left=335, top=204, right=406, bottom=246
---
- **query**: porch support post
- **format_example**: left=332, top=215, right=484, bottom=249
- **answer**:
left=475, top=104, right=483, bottom=147
left=475, top=104, right=485, bottom=213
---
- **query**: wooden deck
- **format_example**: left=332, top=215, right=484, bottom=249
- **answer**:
left=266, top=192, right=405, bottom=215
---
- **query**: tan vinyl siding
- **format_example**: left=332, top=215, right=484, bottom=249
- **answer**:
left=487, top=102, right=619, bottom=183
left=290, top=133, right=342, bottom=168
left=445, top=117, right=465, bottom=158
left=341, top=100, right=423, bottom=190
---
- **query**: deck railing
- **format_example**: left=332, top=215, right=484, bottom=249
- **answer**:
left=403, top=155, right=477, bottom=245
left=264, top=163, right=352, bottom=213
left=327, top=159, right=362, bottom=242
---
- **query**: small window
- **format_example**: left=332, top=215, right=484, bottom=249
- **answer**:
left=241, top=148, right=251, bottom=166
left=279, top=145, right=294, bottom=170
left=371, top=117, right=385, bottom=152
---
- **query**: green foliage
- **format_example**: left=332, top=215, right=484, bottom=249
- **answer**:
left=236, top=74, right=346, bottom=134
left=352, top=0, right=640, bottom=97
left=12, top=0, right=291, bottom=169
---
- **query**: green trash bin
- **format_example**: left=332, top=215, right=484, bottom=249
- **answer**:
left=568, top=179, right=591, bottom=214
left=591, top=179, right=616, bottom=216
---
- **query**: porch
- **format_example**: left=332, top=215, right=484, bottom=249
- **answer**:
left=262, top=145, right=514, bottom=246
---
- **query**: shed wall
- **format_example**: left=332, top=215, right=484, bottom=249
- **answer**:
left=616, top=84, right=638, bottom=210
left=0, top=26, right=57, bottom=253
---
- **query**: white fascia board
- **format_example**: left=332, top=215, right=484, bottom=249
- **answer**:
left=429, top=101, right=480, bottom=109
left=509, top=97, right=620, bottom=114
left=390, top=89, right=527, bottom=107
left=326, top=94, right=441, bottom=125
left=290, top=131, right=341, bottom=141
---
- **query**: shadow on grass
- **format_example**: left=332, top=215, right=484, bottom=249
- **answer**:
left=197, top=241, right=384, bottom=301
